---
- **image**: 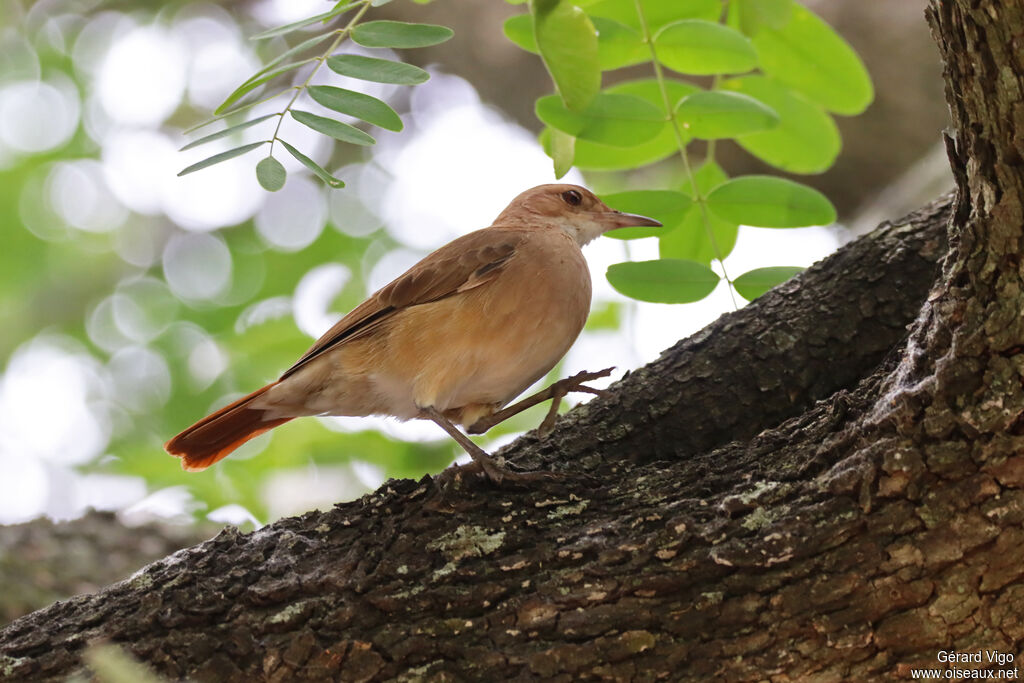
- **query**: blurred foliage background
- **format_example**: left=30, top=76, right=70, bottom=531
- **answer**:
left=0, top=0, right=948, bottom=527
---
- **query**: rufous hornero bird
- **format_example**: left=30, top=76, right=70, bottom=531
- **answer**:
left=165, top=184, right=661, bottom=485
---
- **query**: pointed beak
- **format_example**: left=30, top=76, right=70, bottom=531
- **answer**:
left=600, top=210, right=662, bottom=230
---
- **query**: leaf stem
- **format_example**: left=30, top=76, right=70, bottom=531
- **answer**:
left=184, top=89, right=294, bottom=134
left=268, top=0, right=374, bottom=156
left=633, top=0, right=738, bottom=309
left=705, top=75, right=721, bottom=163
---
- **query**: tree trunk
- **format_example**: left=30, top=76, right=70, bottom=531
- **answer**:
left=3, top=1, right=1022, bottom=680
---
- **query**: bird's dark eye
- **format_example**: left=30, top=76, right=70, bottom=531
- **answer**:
left=562, top=189, right=583, bottom=206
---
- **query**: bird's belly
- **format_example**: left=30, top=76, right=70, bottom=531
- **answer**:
left=377, top=269, right=590, bottom=414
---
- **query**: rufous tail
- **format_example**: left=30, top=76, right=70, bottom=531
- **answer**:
left=164, top=383, right=292, bottom=471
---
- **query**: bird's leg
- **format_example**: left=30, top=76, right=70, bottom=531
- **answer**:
left=467, top=367, right=614, bottom=436
left=421, top=406, right=510, bottom=484
left=422, top=406, right=563, bottom=487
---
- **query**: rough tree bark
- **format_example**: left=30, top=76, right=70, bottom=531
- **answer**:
left=0, top=512, right=215, bottom=627
left=2, top=1, right=1022, bottom=680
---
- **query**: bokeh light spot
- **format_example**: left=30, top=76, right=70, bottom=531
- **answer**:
left=0, top=28, right=40, bottom=82
left=102, top=129, right=178, bottom=215
left=293, top=264, right=350, bottom=338
left=98, top=25, right=186, bottom=126
left=350, top=460, right=385, bottom=490
left=207, top=503, right=262, bottom=529
left=188, top=337, right=228, bottom=391
left=236, top=296, right=293, bottom=335
left=0, top=458, right=48, bottom=524
left=113, top=277, right=180, bottom=343
left=175, top=8, right=259, bottom=111
left=0, top=77, right=80, bottom=154
left=0, top=338, right=110, bottom=466
left=163, top=231, right=232, bottom=301
left=121, top=486, right=202, bottom=525
left=47, top=159, right=127, bottom=233
left=253, top=0, right=331, bottom=26
left=19, top=168, right=69, bottom=243
left=87, top=296, right=133, bottom=353
left=255, top=174, right=327, bottom=251
left=108, top=346, right=172, bottom=412
left=328, top=163, right=386, bottom=237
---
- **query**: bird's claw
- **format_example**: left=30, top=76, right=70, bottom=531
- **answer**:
left=560, top=366, right=615, bottom=388
left=434, top=458, right=563, bottom=492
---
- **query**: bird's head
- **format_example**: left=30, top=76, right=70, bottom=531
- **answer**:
left=493, top=184, right=661, bottom=246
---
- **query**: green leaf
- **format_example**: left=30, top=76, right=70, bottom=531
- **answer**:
left=602, top=190, right=691, bottom=239
left=734, top=266, right=804, bottom=300
left=279, top=140, right=345, bottom=187
left=706, top=175, right=836, bottom=227
left=549, top=128, right=575, bottom=178
left=291, top=110, right=376, bottom=145
left=531, top=0, right=600, bottom=111
left=308, top=86, right=402, bottom=132
left=592, top=17, right=647, bottom=70
left=216, top=61, right=312, bottom=115
left=674, top=90, right=778, bottom=139
left=251, top=5, right=353, bottom=40
left=720, top=75, right=840, bottom=173
left=505, top=14, right=646, bottom=72
left=535, top=92, right=666, bottom=146
left=660, top=205, right=739, bottom=264
left=503, top=14, right=537, bottom=52
left=326, top=54, right=429, bottom=84
left=180, top=114, right=278, bottom=151
left=580, top=0, right=721, bottom=32
left=748, top=1, right=872, bottom=115
left=177, top=141, right=267, bottom=176
left=256, top=156, right=287, bottom=191
left=654, top=20, right=757, bottom=76
left=735, top=0, right=792, bottom=33
left=351, top=20, right=454, bottom=48
left=607, top=259, right=720, bottom=303
left=661, top=160, right=738, bottom=264
left=566, top=78, right=697, bottom=170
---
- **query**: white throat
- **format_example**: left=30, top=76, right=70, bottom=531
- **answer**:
left=559, top=216, right=605, bottom=246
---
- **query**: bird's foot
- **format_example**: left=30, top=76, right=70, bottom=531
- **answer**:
left=434, top=458, right=563, bottom=492
left=421, top=405, right=560, bottom=489
left=548, top=367, right=615, bottom=398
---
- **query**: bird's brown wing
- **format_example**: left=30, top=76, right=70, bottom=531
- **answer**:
left=280, top=227, right=524, bottom=379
